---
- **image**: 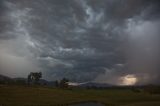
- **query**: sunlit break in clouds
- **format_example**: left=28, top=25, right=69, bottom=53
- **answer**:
left=0, top=0, right=160, bottom=85
left=120, top=74, right=137, bottom=85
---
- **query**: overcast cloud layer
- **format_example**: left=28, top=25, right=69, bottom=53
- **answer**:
left=0, top=0, right=160, bottom=85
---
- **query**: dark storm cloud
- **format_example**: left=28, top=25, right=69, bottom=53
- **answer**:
left=0, top=0, right=160, bottom=84
left=0, top=0, right=14, bottom=40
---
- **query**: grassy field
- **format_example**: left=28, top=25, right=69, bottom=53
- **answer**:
left=0, top=85, right=160, bottom=106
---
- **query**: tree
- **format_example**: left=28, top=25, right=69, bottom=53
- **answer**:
left=54, top=80, right=59, bottom=87
left=27, top=72, right=42, bottom=85
left=33, top=72, right=42, bottom=84
left=27, top=74, right=32, bottom=84
left=59, top=78, right=69, bottom=88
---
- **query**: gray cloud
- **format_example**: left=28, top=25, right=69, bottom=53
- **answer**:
left=0, top=0, right=160, bottom=85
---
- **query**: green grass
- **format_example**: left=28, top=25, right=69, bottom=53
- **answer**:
left=0, top=85, right=160, bottom=106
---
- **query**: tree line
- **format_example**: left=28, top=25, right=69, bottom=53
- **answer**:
left=0, top=72, right=70, bottom=88
left=27, top=72, right=69, bottom=88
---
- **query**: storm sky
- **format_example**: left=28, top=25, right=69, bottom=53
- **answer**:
left=0, top=0, right=160, bottom=85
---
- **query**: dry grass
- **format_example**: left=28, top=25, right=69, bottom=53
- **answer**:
left=0, top=85, right=160, bottom=106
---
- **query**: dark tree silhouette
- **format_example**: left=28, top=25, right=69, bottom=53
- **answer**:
left=28, top=72, right=42, bottom=85
left=54, top=80, right=59, bottom=87
left=27, top=74, right=32, bottom=84
left=59, top=78, right=69, bottom=88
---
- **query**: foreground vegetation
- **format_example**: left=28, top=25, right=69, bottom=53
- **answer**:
left=0, top=85, right=160, bottom=106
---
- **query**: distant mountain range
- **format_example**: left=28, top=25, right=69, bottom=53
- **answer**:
left=0, top=74, right=113, bottom=88
left=68, top=82, right=113, bottom=88
left=76, top=82, right=113, bottom=88
left=0, top=74, right=12, bottom=81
